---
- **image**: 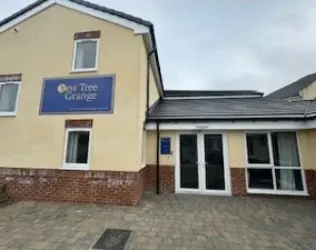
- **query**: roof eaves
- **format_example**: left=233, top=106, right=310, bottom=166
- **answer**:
left=147, top=116, right=307, bottom=123
left=0, top=0, right=47, bottom=27
left=148, top=114, right=306, bottom=121
left=68, top=0, right=153, bottom=26
left=148, top=25, right=164, bottom=93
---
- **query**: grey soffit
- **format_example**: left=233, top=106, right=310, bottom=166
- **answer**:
left=148, top=98, right=314, bottom=120
left=0, top=0, right=164, bottom=91
left=266, top=72, right=316, bottom=99
left=164, top=90, right=264, bottom=98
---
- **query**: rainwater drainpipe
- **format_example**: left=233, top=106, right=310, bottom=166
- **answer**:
left=156, top=122, right=160, bottom=194
left=146, top=49, right=156, bottom=119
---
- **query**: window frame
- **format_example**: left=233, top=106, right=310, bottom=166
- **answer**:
left=244, top=131, right=307, bottom=195
left=71, top=38, right=100, bottom=72
left=0, top=81, right=21, bottom=116
left=62, top=127, right=92, bottom=171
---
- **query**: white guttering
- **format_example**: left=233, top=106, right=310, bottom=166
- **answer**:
left=146, top=119, right=316, bottom=131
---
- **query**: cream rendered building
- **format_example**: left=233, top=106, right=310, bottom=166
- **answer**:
left=0, top=0, right=316, bottom=205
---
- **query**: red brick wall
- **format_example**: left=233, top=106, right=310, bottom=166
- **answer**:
left=231, top=168, right=247, bottom=196
left=3, top=166, right=313, bottom=202
left=0, top=167, right=146, bottom=205
left=305, top=170, right=316, bottom=196
left=145, top=165, right=175, bottom=193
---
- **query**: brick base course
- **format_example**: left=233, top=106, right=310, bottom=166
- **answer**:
left=1, top=166, right=313, bottom=204
left=231, top=168, right=316, bottom=197
left=0, top=167, right=146, bottom=205
left=305, top=170, right=316, bottom=196
left=145, top=165, right=175, bottom=193
left=231, top=168, right=247, bottom=196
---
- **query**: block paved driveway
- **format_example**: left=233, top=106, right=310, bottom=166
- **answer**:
left=1, top=194, right=316, bottom=250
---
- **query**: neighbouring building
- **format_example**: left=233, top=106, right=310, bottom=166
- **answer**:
left=266, top=72, right=316, bottom=100
left=1, top=0, right=316, bottom=205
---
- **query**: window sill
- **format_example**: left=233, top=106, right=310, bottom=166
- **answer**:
left=247, top=189, right=308, bottom=196
left=0, top=112, right=16, bottom=117
left=62, top=164, right=89, bottom=171
left=70, top=68, right=98, bottom=73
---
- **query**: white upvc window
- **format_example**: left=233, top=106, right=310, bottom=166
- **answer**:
left=63, top=128, right=92, bottom=170
left=0, top=82, right=20, bottom=116
left=245, top=131, right=307, bottom=195
left=71, top=38, right=99, bottom=72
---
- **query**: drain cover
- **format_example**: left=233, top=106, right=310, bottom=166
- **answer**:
left=92, top=228, right=131, bottom=250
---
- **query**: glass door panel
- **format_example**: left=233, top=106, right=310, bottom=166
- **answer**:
left=180, top=134, right=199, bottom=189
left=204, top=134, right=225, bottom=190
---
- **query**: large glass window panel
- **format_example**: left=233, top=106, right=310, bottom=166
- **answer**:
left=275, top=169, right=303, bottom=191
left=271, top=132, right=300, bottom=167
left=246, top=134, right=270, bottom=164
left=248, top=168, right=274, bottom=189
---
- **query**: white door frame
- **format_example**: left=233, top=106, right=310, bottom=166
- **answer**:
left=175, top=131, right=232, bottom=195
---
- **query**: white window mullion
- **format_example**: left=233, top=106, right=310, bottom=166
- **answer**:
left=267, top=132, right=274, bottom=166
left=198, top=133, right=206, bottom=192
left=268, top=133, right=277, bottom=190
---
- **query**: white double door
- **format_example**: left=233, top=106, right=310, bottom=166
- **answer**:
left=176, top=133, right=230, bottom=195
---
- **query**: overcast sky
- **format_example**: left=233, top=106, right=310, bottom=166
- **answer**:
left=1, top=1, right=316, bottom=94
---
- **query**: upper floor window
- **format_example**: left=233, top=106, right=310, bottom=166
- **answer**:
left=72, top=31, right=100, bottom=72
left=0, top=74, right=21, bottom=116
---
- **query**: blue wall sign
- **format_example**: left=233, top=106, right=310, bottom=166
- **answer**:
left=40, top=75, right=114, bottom=114
left=160, top=137, right=171, bottom=155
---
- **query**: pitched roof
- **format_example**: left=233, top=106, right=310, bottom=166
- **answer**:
left=0, top=0, right=164, bottom=92
left=0, top=0, right=152, bottom=28
left=266, top=73, right=316, bottom=99
left=164, top=90, right=263, bottom=98
left=148, top=98, right=315, bottom=121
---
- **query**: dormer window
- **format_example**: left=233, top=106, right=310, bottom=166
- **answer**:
left=72, top=31, right=100, bottom=72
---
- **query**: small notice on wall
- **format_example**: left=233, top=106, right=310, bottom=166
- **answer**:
left=160, top=137, right=171, bottom=155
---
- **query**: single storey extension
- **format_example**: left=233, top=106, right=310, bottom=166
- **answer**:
left=0, top=0, right=316, bottom=205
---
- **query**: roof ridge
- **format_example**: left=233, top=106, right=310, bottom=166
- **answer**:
left=266, top=72, right=316, bottom=99
left=68, top=0, right=153, bottom=26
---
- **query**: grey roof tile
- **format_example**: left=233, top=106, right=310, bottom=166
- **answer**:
left=266, top=73, right=316, bottom=99
left=148, top=98, right=311, bottom=120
